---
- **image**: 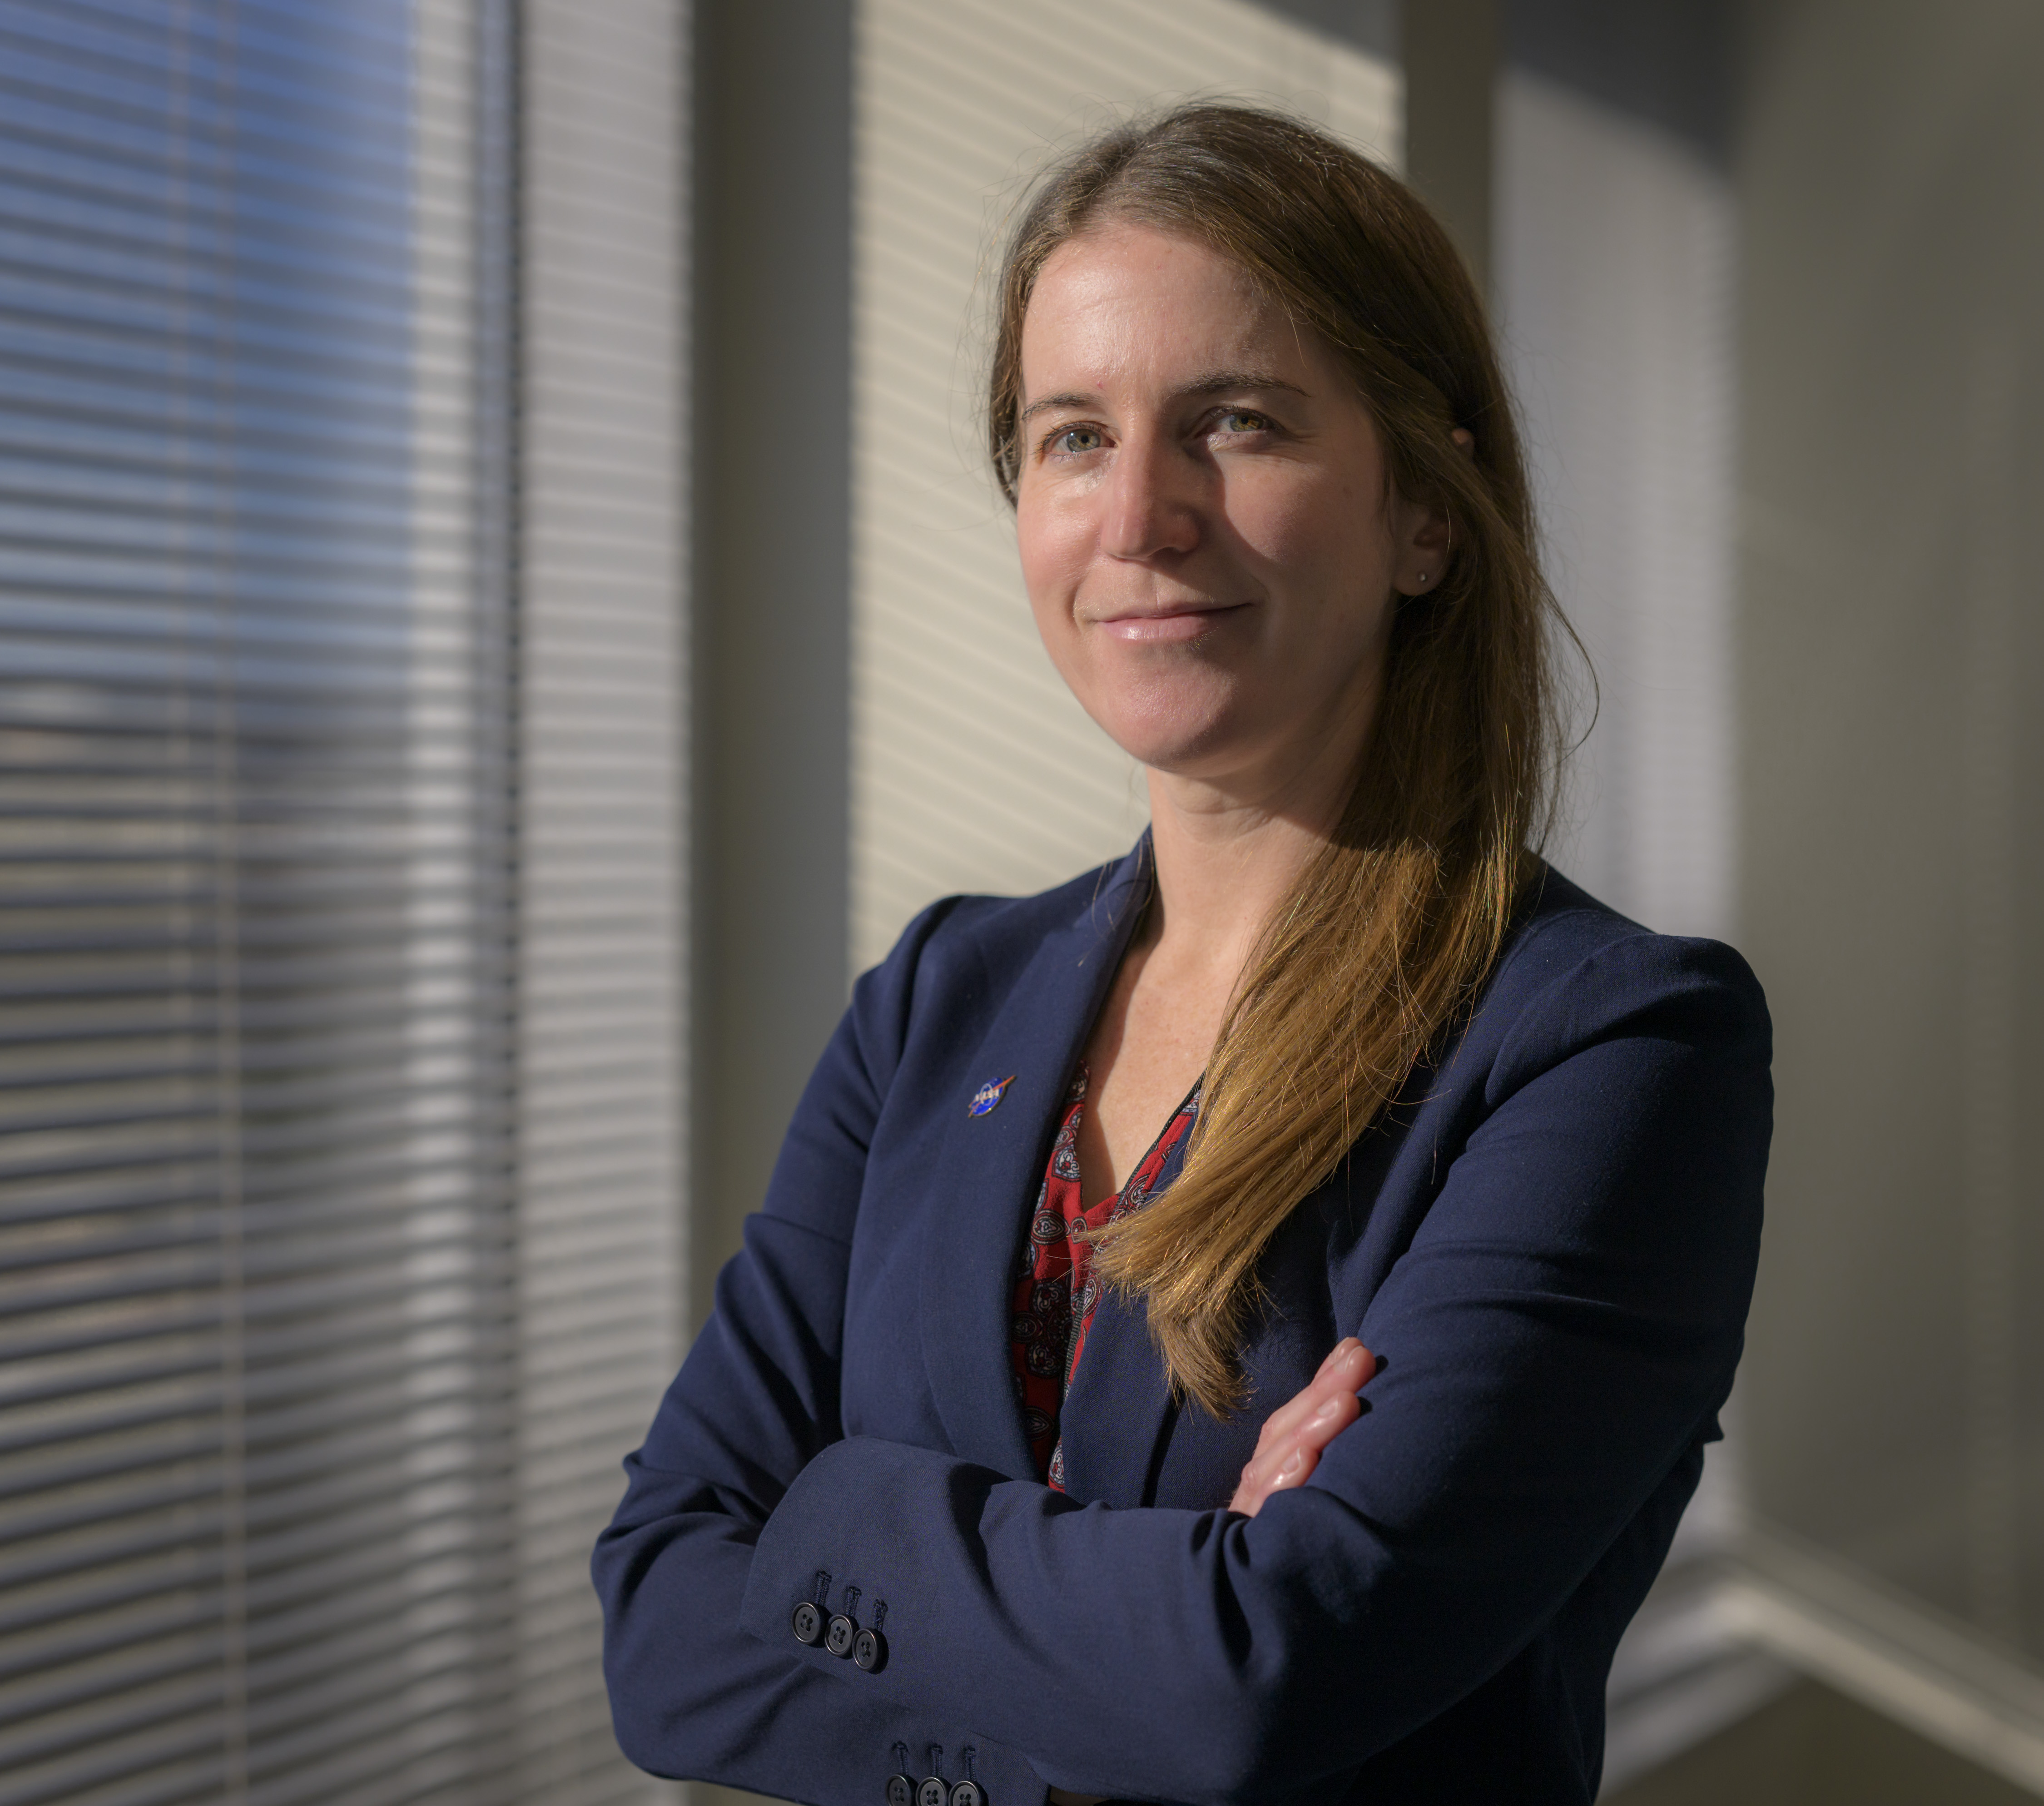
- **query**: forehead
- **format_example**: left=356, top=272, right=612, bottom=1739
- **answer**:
left=1020, top=223, right=1306, bottom=387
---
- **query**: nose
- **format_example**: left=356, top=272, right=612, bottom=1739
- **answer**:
left=1098, top=429, right=1201, bottom=562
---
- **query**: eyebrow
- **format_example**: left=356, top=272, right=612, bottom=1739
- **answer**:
left=1017, top=369, right=1308, bottom=423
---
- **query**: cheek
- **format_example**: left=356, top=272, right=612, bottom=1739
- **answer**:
left=1227, top=465, right=1382, bottom=586
left=1015, top=496, right=1087, bottom=634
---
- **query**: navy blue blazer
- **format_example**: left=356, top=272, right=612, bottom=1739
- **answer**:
left=594, top=843, right=1771, bottom=1806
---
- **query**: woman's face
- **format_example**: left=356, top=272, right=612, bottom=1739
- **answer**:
left=1014, top=222, right=1437, bottom=793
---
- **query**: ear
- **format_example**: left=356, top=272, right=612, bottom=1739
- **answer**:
left=1391, top=429, right=1474, bottom=598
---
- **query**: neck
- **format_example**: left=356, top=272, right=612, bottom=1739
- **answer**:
left=1137, top=696, right=1371, bottom=987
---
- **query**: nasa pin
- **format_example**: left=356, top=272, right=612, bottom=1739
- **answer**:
left=967, top=1075, right=1016, bottom=1118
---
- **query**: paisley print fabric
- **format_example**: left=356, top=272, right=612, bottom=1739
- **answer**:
left=1008, top=1063, right=1201, bottom=1488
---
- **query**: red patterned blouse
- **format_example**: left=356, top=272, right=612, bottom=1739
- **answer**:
left=1009, top=1063, right=1202, bottom=1489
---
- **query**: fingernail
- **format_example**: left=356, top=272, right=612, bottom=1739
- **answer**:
left=1310, top=1398, right=1342, bottom=1425
left=1280, top=1450, right=1304, bottom=1479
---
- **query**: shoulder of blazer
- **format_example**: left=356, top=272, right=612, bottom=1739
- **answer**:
left=855, top=852, right=1767, bottom=1114
left=1470, top=862, right=1771, bottom=1099
left=840, top=843, right=1151, bottom=1093
left=862, top=844, right=1148, bottom=1007
left=917, top=848, right=1148, bottom=975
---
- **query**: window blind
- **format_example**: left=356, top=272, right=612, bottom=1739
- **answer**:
left=510, top=1, right=687, bottom=1798
left=0, top=1, right=685, bottom=1801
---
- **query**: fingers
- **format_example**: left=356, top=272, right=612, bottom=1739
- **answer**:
left=1283, top=1384, right=1361, bottom=1467
left=1228, top=1340, right=1377, bottom=1518
left=1268, top=1341, right=1373, bottom=1441
left=1313, top=1337, right=1374, bottom=1388
left=1228, top=1425, right=1335, bottom=1518
left=1313, top=1335, right=1363, bottom=1380
left=1255, top=1343, right=1373, bottom=1460
left=1301, top=1386, right=1359, bottom=1446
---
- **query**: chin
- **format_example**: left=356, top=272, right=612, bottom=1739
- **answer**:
left=1058, top=646, right=1267, bottom=773
left=1086, top=693, right=1244, bottom=775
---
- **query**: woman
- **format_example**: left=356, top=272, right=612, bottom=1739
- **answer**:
left=595, top=104, right=1770, bottom=1806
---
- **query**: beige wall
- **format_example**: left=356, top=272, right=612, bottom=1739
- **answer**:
left=1736, top=0, right=2044, bottom=1667
left=1498, top=69, right=1736, bottom=946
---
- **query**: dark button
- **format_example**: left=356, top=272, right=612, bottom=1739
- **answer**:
left=886, top=1776, right=913, bottom=1806
left=918, top=1779, right=947, bottom=1806
left=791, top=1601, right=823, bottom=1645
left=949, top=1783, right=984, bottom=1806
left=824, top=1613, right=856, bottom=1657
left=852, top=1627, right=887, bottom=1672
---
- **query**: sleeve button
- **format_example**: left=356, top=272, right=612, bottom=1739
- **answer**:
left=824, top=1613, right=857, bottom=1657
left=949, top=1783, right=985, bottom=1806
left=852, top=1627, right=887, bottom=1672
left=917, top=1779, right=948, bottom=1806
left=791, top=1602, right=822, bottom=1645
left=887, top=1776, right=913, bottom=1806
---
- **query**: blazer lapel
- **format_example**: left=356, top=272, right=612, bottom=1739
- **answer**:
left=1055, top=1111, right=1194, bottom=1507
left=919, top=843, right=1150, bottom=1479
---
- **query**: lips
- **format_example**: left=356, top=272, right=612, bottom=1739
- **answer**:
left=1093, top=600, right=1248, bottom=643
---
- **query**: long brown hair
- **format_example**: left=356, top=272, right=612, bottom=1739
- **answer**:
left=987, top=104, right=1567, bottom=1416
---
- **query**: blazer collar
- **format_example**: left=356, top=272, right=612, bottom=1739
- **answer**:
left=1053, top=1110, right=1193, bottom=1507
left=919, top=838, right=1152, bottom=1479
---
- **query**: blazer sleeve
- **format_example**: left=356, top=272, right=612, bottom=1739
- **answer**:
left=725, top=932, right=1771, bottom=1806
left=591, top=899, right=1053, bottom=1806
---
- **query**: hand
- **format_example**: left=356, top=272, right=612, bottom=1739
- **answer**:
left=1227, top=1337, right=1376, bottom=1518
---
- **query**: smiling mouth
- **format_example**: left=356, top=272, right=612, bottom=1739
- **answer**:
left=1094, top=601, right=1248, bottom=644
